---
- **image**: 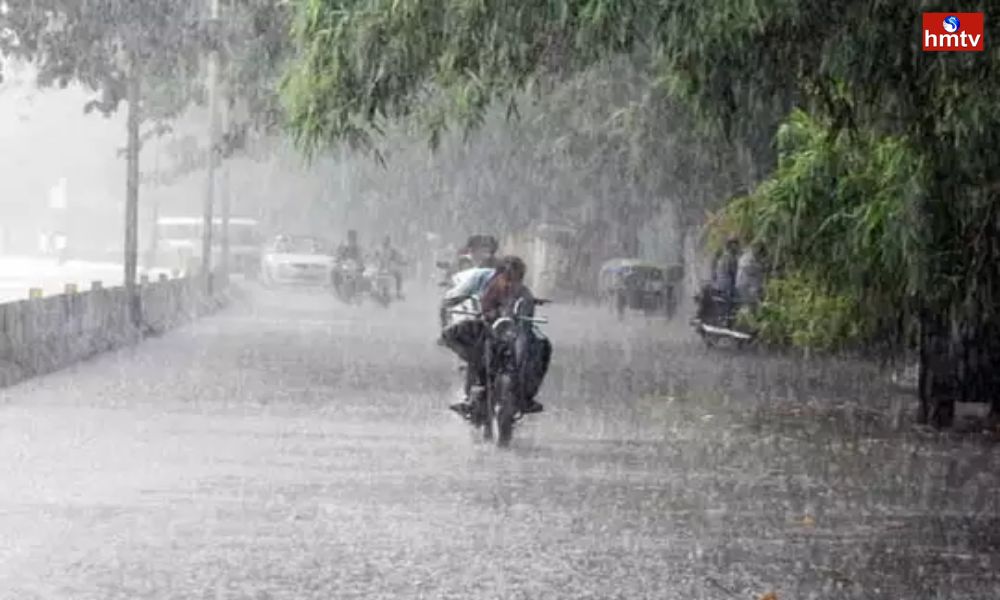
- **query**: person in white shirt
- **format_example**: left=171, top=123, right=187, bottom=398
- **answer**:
left=736, top=243, right=764, bottom=307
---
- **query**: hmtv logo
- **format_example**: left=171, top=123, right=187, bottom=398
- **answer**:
left=922, top=13, right=985, bottom=51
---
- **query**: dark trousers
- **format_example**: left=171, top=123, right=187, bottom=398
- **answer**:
left=441, top=320, right=488, bottom=397
left=441, top=319, right=486, bottom=365
left=522, top=333, right=552, bottom=401
left=441, top=320, right=551, bottom=402
left=392, top=270, right=403, bottom=296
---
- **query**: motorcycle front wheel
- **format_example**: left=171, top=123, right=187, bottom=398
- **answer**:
left=374, top=283, right=392, bottom=307
left=481, top=383, right=495, bottom=442
left=494, top=373, right=517, bottom=447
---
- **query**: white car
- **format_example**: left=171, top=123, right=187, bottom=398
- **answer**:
left=260, top=235, right=334, bottom=287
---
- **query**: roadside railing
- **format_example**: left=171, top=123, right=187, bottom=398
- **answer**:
left=0, top=273, right=228, bottom=388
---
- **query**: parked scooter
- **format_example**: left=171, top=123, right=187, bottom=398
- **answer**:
left=690, top=286, right=755, bottom=348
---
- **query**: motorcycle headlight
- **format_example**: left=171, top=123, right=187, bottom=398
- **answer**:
left=492, top=317, right=518, bottom=342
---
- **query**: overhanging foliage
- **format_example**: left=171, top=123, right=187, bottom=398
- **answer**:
left=715, top=110, right=924, bottom=351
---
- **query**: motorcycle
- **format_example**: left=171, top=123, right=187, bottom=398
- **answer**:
left=690, top=286, right=756, bottom=348
left=365, top=265, right=395, bottom=307
left=332, top=259, right=366, bottom=304
left=447, top=296, right=550, bottom=447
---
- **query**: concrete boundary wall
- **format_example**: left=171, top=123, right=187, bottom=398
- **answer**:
left=0, top=276, right=227, bottom=388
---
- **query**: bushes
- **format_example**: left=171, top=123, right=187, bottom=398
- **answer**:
left=739, top=271, right=867, bottom=352
left=715, top=110, right=924, bottom=353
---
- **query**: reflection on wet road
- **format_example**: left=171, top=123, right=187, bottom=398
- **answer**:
left=0, top=286, right=997, bottom=599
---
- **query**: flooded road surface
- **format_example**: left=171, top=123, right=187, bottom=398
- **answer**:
left=1, top=286, right=997, bottom=599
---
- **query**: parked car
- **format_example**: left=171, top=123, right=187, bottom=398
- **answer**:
left=260, top=235, right=334, bottom=287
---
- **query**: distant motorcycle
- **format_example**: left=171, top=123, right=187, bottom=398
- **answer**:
left=447, top=296, right=550, bottom=447
left=365, top=265, right=395, bottom=307
left=690, top=287, right=755, bottom=348
left=332, top=259, right=366, bottom=304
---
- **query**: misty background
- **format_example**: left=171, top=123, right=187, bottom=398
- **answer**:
left=2, top=54, right=752, bottom=301
left=0, top=60, right=344, bottom=265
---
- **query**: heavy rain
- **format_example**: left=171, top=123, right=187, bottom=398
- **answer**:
left=0, top=2, right=998, bottom=599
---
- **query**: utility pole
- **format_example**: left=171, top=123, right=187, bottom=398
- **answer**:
left=219, top=0, right=232, bottom=284
left=146, top=146, right=161, bottom=272
left=220, top=96, right=231, bottom=284
left=202, top=0, right=221, bottom=294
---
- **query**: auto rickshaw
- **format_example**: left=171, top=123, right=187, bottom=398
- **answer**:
left=598, top=259, right=683, bottom=319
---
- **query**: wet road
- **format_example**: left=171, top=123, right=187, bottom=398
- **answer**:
left=1, top=286, right=998, bottom=599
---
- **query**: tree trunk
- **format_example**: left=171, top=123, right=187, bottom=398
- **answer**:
left=915, top=173, right=1000, bottom=428
left=618, top=185, right=641, bottom=257
left=919, top=308, right=1000, bottom=428
left=124, top=55, right=142, bottom=328
left=917, top=310, right=956, bottom=427
left=202, top=0, right=222, bottom=294
left=675, top=225, right=689, bottom=299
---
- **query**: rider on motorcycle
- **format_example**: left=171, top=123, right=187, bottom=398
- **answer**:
left=336, top=229, right=364, bottom=264
left=464, top=234, right=500, bottom=269
left=333, top=229, right=365, bottom=292
left=440, top=255, right=549, bottom=417
left=273, top=234, right=292, bottom=253
left=696, top=235, right=741, bottom=322
left=375, top=235, right=407, bottom=299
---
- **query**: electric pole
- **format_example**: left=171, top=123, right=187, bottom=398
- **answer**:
left=220, top=97, right=231, bottom=284
left=219, top=0, right=232, bottom=285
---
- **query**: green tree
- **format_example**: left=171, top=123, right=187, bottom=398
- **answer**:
left=658, top=2, right=1000, bottom=427
left=1, top=0, right=209, bottom=324
left=0, top=0, right=291, bottom=319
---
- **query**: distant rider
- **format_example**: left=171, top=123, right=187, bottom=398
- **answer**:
left=465, top=234, right=500, bottom=269
left=713, top=236, right=740, bottom=298
left=274, top=234, right=292, bottom=253
left=333, top=229, right=365, bottom=291
left=375, top=235, right=407, bottom=299
left=697, top=235, right=741, bottom=321
left=440, top=255, right=549, bottom=417
left=336, top=229, right=364, bottom=265
left=735, top=241, right=764, bottom=308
